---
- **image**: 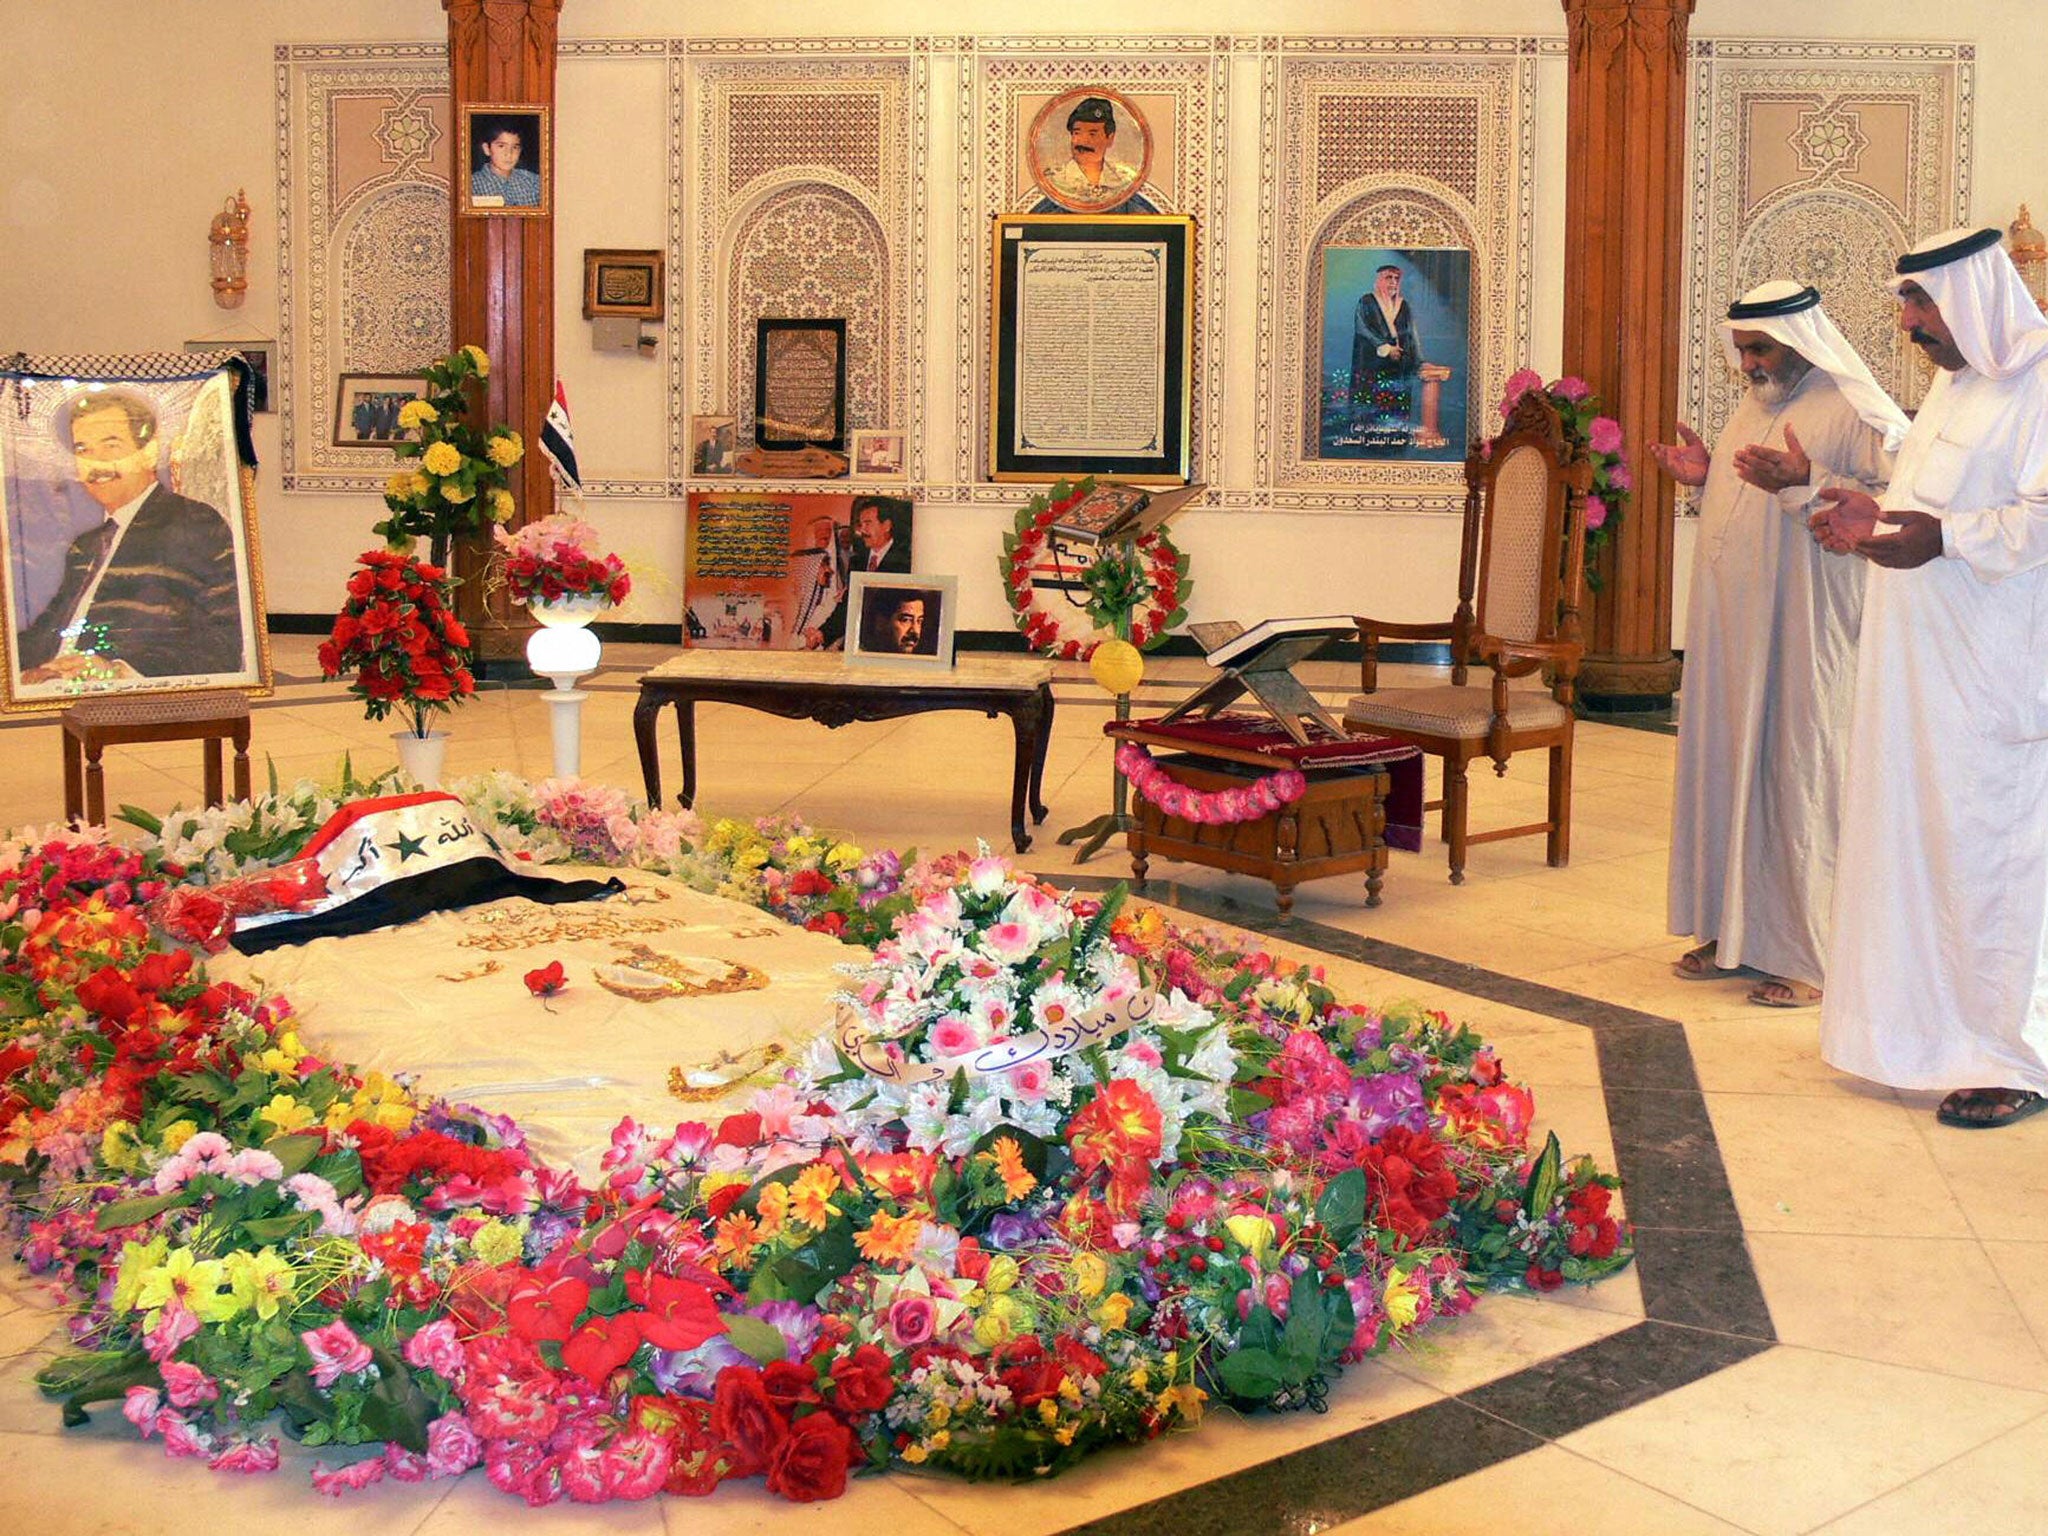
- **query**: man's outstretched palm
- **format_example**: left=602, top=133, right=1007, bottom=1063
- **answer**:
left=1651, top=423, right=1710, bottom=488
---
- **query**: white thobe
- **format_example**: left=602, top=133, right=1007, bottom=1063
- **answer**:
left=1822, top=358, right=2048, bottom=1090
left=1669, top=370, right=1889, bottom=986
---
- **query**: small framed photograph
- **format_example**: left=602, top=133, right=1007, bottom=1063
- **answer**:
left=583, top=248, right=664, bottom=320
left=690, top=413, right=737, bottom=477
left=852, top=430, right=905, bottom=479
left=333, top=374, right=429, bottom=448
left=184, top=341, right=273, bottom=414
left=847, top=572, right=955, bottom=668
left=460, top=103, right=550, bottom=217
left=754, top=318, right=847, bottom=452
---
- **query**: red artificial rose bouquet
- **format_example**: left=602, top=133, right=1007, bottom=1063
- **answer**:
left=492, top=514, right=631, bottom=608
left=318, top=548, right=476, bottom=739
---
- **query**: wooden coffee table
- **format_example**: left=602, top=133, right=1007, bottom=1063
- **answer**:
left=633, top=652, right=1056, bottom=852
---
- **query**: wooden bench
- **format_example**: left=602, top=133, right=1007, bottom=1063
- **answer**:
left=633, top=651, right=1056, bottom=852
left=62, top=691, right=252, bottom=826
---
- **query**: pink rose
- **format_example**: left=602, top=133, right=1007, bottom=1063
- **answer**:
left=1584, top=498, right=1611, bottom=531
left=929, top=1016, right=981, bottom=1057
left=122, top=1385, right=163, bottom=1437
left=161, top=1360, right=219, bottom=1409
left=1587, top=415, right=1624, bottom=455
left=1552, top=375, right=1592, bottom=402
left=143, top=1301, right=199, bottom=1363
left=302, top=1319, right=374, bottom=1387
left=311, top=1457, right=387, bottom=1496
left=158, top=1412, right=211, bottom=1460
left=383, top=1445, right=431, bottom=1481
left=209, top=1437, right=281, bottom=1474
left=425, top=1412, right=485, bottom=1478
left=885, top=1292, right=937, bottom=1348
left=402, top=1317, right=465, bottom=1379
left=1007, top=1059, right=1053, bottom=1100
left=1499, top=367, right=1544, bottom=415
left=980, top=920, right=1037, bottom=964
left=1609, top=461, right=1633, bottom=492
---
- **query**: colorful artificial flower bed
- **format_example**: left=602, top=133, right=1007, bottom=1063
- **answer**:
left=0, top=774, right=1629, bottom=1506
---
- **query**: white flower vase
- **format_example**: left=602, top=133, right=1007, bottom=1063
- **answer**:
left=529, top=593, right=611, bottom=628
left=393, top=729, right=449, bottom=789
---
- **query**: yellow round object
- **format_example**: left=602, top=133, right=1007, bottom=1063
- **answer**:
left=1089, top=638, right=1144, bottom=695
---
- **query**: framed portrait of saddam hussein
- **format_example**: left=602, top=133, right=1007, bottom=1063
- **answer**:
left=0, top=364, right=271, bottom=713
left=990, top=214, right=1193, bottom=484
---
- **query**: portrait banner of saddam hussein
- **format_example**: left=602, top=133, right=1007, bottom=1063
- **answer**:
left=0, top=366, right=269, bottom=711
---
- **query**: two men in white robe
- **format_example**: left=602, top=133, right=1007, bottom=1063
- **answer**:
left=1810, top=228, right=2048, bottom=1128
left=1656, top=283, right=1906, bottom=1007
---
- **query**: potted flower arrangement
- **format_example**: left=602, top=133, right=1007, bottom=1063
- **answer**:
left=492, top=513, right=631, bottom=628
left=317, top=548, right=476, bottom=785
left=375, top=344, right=525, bottom=566
left=1496, top=369, right=1632, bottom=560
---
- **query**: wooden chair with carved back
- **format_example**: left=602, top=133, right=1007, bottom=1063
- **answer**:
left=1342, top=390, right=1592, bottom=884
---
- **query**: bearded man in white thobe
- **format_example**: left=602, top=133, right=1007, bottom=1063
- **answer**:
left=1656, top=283, right=1906, bottom=1007
left=1809, top=228, right=2048, bottom=1129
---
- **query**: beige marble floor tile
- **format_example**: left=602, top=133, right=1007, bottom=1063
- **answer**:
left=1332, top=1444, right=1752, bottom=1536
left=1985, top=1241, right=2048, bottom=1355
left=1374, top=1291, right=1639, bottom=1397
left=0, top=1427, right=456, bottom=1535
left=1747, top=1232, right=2048, bottom=1391
left=1558, top=1346, right=2048, bottom=1536
left=1683, top=1013, right=1845, bottom=1096
left=1705, top=1091, right=1975, bottom=1239
left=1904, top=1107, right=2048, bottom=1245
left=1810, top=1410, right=2048, bottom=1535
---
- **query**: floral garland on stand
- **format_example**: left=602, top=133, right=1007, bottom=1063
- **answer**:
left=1000, top=479, right=1190, bottom=662
left=491, top=514, right=632, bottom=612
left=1115, top=742, right=1305, bottom=825
left=1496, top=370, right=1632, bottom=563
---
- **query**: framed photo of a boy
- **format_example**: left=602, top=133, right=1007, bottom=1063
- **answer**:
left=846, top=573, right=955, bottom=669
left=460, top=105, right=550, bottom=218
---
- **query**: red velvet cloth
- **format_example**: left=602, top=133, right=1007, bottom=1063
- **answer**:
left=1108, top=714, right=1424, bottom=852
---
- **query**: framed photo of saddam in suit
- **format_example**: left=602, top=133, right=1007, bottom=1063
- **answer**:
left=0, top=364, right=271, bottom=712
left=990, top=214, right=1193, bottom=483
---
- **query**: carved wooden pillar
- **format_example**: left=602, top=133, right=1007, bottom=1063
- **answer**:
left=445, top=0, right=560, bottom=661
left=1561, top=0, right=1693, bottom=705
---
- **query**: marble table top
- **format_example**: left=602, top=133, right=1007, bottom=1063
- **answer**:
left=640, top=648, right=1054, bottom=691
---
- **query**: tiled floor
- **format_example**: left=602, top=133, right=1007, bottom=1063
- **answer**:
left=3, top=637, right=2046, bottom=1535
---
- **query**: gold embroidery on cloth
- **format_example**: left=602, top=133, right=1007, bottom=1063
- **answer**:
left=667, top=1042, right=790, bottom=1103
left=592, top=943, right=769, bottom=1003
left=436, top=959, right=504, bottom=983
left=458, top=902, right=681, bottom=952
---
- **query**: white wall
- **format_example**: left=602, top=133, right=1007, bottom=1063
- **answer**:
left=2, top=1, right=2040, bottom=646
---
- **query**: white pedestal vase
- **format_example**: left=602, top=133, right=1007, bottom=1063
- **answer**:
left=393, top=729, right=449, bottom=789
left=525, top=597, right=608, bottom=779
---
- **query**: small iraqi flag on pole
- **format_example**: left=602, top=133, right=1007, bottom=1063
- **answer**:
left=539, top=377, right=581, bottom=493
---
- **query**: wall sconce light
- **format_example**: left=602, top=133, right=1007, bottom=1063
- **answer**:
left=209, top=190, right=251, bottom=310
left=2010, top=205, right=2046, bottom=309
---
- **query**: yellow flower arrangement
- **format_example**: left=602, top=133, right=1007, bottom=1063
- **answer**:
left=486, top=430, right=524, bottom=468
left=396, top=399, right=438, bottom=431
left=421, top=440, right=463, bottom=477
left=374, top=344, right=521, bottom=564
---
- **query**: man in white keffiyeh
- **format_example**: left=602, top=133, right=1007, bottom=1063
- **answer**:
left=1810, top=227, right=2048, bottom=1129
left=1657, top=282, right=1907, bottom=1008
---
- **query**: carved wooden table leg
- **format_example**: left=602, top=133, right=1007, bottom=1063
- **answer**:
left=633, top=691, right=666, bottom=809
left=675, top=698, right=699, bottom=810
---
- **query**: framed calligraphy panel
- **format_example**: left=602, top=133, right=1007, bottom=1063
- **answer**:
left=989, top=213, right=1193, bottom=484
left=753, top=318, right=848, bottom=452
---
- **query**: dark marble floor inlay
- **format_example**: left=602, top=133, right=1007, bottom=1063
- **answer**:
left=1050, top=873, right=1773, bottom=1536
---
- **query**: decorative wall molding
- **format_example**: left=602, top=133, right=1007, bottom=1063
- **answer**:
left=956, top=39, right=1227, bottom=506
left=1258, top=38, right=1536, bottom=514
left=686, top=48, right=918, bottom=494
left=1682, top=38, right=1974, bottom=459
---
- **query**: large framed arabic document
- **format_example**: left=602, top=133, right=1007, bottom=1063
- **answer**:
left=989, top=214, right=1193, bottom=484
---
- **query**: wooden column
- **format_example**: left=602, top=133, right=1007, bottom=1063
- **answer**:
left=445, top=0, right=560, bottom=661
left=1560, top=0, right=1693, bottom=705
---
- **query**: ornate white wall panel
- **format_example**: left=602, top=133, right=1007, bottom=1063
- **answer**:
left=1258, top=37, right=1536, bottom=513
left=686, top=46, right=919, bottom=491
left=1682, top=39, right=1974, bottom=450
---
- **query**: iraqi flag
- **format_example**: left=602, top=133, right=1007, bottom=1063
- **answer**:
left=539, top=377, right=581, bottom=492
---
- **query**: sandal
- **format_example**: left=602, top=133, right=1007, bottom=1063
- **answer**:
left=1747, top=978, right=1822, bottom=1009
left=1935, top=1087, right=2048, bottom=1130
left=1672, top=942, right=1721, bottom=980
